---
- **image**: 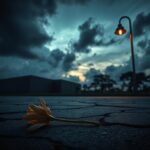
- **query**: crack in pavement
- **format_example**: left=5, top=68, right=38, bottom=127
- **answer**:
left=0, top=109, right=126, bottom=122
left=99, top=110, right=150, bottom=128
left=51, top=105, right=95, bottom=110
left=1, top=102, right=149, bottom=115
left=0, top=104, right=150, bottom=129
left=0, top=105, right=95, bottom=114
left=2, top=100, right=150, bottom=110
left=78, top=101, right=150, bottom=109
left=93, top=103, right=150, bottom=109
left=0, top=107, right=137, bottom=122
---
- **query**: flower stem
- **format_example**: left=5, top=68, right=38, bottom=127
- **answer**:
left=50, top=115, right=100, bottom=126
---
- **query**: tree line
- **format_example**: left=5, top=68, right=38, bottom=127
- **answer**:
left=82, top=71, right=150, bottom=93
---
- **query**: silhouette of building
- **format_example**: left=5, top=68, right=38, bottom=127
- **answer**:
left=0, top=75, right=80, bottom=95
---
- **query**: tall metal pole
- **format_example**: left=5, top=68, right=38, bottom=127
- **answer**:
left=119, top=16, right=136, bottom=93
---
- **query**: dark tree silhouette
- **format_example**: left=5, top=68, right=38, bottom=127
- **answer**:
left=89, top=82, right=97, bottom=91
left=82, top=84, right=88, bottom=91
left=136, top=72, right=148, bottom=91
left=90, top=74, right=116, bottom=93
left=120, top=72, right=133, bottom=92
left=120, top=71, right=150, bottom=92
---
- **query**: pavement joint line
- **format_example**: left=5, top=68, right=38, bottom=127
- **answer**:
left=0, top=109, right=125, bottom=122
left=1, top=108, right=148, bottom=121
left=0, top=114, right=103, bottom=122
left=1, top=102, right=150, bottom=109
left=78, top=101, right=150, bottom=109
left=0, top=109, right=122, bottom=121
left=0, top=111, right=25, bottom=115
left=101, top=122, right=150, bottom=128
left=99, top=110, right=150, bottom=129
left=94, top=104, right=150, bottom=109
left=50, top=105, right=96, bottom=110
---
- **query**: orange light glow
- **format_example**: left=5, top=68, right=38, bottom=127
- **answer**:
left=114, top=24, right=126, bottom=35
left=119, top=29, right=123, bottom=35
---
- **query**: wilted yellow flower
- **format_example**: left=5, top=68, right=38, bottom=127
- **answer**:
left=24, top=97, right=52, bottom=125
left=24, top=97, right=100, bottom=131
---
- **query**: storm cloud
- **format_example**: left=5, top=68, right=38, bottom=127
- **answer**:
left=0, top=0, right=56, bottom=59
left=72, top=18, right=104, bottom=53
left=137, top=39, right=150, bottom=70
left=57, top=0, right=91, bottom=5
left=133, top=12, right=150, bottom=37
left=63, top=53, right=76, bottom=71
left=0, top=0, right=149, bottom=83
left=105, top=64, right=130, bottom=81
left=46, top=49, right=75, bottom=71
left=72, top=17, right=118, bottom=53
left=47, top=49, right=65, bottom=67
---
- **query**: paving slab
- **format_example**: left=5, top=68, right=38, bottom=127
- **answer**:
left=0, top=96, right=150, bottom=150
left=106, top=112, right=150, bottom=126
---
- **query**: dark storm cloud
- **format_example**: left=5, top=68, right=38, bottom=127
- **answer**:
left=105, top=64, right=131, bottom=81
left=0, top=47, right=76, bottom=80
left=73, top=18, right=104, bottom=53
left=137, top=39, right=147, bottom=49
left=46, top=49, right=75, bottom=71
left=140, top=56, right=150, bottom=70
left=0, top=57, right=44, bottom=79
left=0, top=0, right=56, bottom=59
left=63, top=53, right=76, bottom=71
left=48, top=49, right=65, bottom=67
left=72, top=17, right=117, bottom=53
left=137, top=39, right=150, bottom=70
left=57, top=0, right=91, bottom=5
left=97, top=38, right=117, bottom=47
left=105, top=48, right=150, bottom=81
left=137, top=38, right=150, bottom=55
left=133, top=12, right=150, bottom=37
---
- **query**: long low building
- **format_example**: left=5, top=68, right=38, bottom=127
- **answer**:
left=0, top=75, right=81, bottom=95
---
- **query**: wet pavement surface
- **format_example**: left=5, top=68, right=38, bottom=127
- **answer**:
left=0, top=96, right=150, bottom=150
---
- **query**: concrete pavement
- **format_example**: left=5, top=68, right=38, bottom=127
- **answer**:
left=0, top=96, right=150, bottom=150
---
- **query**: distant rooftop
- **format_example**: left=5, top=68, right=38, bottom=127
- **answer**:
left=0, top=75, right=80, bottom=84
left=0, top=75, right=80, bottom=95
left=0, top=75, right=50, bottom=80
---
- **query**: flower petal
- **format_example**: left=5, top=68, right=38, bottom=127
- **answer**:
left=27, top=106, right=34, bottom=113
left=39, top=97, right=47, bottom=107
left=27, top=123, right=48, bottom=132
left=29, top=104, right=47, bottom=115
left=24, top=113, right=50, bottom=121
left=24, top=98, right=52, bottom=126
left=39, top=97, right=51, bottom=115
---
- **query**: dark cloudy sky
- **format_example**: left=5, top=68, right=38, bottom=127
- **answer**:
left=0, top=0, right=150, bottom=84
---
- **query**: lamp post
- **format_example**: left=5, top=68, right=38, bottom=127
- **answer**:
left=114, top=16, right=136, bottom=94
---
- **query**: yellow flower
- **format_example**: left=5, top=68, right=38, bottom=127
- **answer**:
left=24, top=97, right=52, bottom=125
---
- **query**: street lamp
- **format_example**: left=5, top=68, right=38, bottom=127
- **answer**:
left=114, top=16, right=136, bottom=93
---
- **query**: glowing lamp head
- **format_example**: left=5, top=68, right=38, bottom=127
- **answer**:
left=115, top=23, right=126, bottom=35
